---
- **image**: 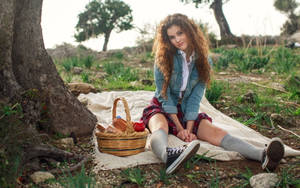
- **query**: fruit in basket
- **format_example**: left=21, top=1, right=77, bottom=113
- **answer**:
left=133, top=121, right=145, bottom=132
left=113, top=118, right=127, bottom=132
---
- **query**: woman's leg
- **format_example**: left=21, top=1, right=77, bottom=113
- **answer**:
left=196, top=119, right=227, bottom=146
left=148, top=113, right=169, bottom=162
left=149, top=113, right=200, bottom=174
left=196, top=119, right=284, bottom=171
left=196, top=119, right=264, bottom=161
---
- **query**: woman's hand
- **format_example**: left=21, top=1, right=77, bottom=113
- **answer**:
left=177, top=129, right=190, bottom=141
left=184, top=133, right=197, bottom=142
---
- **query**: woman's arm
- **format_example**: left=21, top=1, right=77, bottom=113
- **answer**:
left=186, top=120, right=194, bottom=133
left=185, top=81, right=205, bottom=121
left=170, top=114, right=184, bottom=132
left=154, top=64, right=177, bottom=114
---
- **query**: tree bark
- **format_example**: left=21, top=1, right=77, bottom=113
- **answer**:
left=102, top=31, right=112, bottom=51
left=210, top=0, right=234, bottom=39
left=0, top=0, right=97, bottom=136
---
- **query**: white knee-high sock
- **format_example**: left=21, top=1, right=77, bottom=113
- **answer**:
left=220, top=134, right=264, bottom=162
left=150, top=129, right=168, bottom=163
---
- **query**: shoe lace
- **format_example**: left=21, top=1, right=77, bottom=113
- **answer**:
left=167, top=145, right=186, bottom=155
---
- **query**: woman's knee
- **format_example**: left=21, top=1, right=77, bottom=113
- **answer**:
left=196, top=120, right=227, bottom=144
left=148, top=113, right=169, bottom=133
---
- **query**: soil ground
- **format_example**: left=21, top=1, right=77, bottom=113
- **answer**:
left=73, top=72, right=300, bottom=188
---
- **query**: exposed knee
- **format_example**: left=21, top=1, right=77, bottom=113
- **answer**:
left=155, top=122, right=168, bottom=133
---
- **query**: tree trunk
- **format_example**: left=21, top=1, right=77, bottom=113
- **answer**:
left=210, top=0, right=234, bottom=40
left=0, top=0, right=97, bottom=136
left=102, top=31, right=111, bottom=51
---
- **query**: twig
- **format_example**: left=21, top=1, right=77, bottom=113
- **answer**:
left=250, top=82, right=288, bottom=93
left=270, top=116, right=300, bottom=139
left=277, top=124, right=300, bottom=139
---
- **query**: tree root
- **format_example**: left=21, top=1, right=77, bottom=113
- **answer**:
left=24, top=144, right=92, bottom=174
left=49, top=155, right=92, bottom=174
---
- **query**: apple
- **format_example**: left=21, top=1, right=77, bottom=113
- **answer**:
left=133, top=121, right=145, bottom=132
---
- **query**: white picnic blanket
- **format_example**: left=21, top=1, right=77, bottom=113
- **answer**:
left=78, top=91, right=300, bottom=171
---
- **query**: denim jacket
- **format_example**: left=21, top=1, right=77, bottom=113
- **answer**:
left=154, top=50, right=210, bottom=121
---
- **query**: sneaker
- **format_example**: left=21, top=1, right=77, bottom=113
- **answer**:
left=261, top=137, right=285, bottom=171
left=166, top=140, right=200, bottom=174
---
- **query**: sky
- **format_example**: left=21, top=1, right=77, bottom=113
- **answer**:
left=41, top=0, right=294, bottom=51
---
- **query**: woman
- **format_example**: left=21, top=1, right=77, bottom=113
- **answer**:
left=141, top=13, right=285, bottom=174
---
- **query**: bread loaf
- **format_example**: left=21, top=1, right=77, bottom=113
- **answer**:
left=113, top=118, right=127, bottom=132
left=96, top=123, right=106, bottom=132
left=106, top=125, right=122, bottom=134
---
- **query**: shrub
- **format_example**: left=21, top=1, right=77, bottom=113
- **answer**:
left=103, top=62, right=139, bottom=82
left=268, top=47, right=298, bottom=74
left=83, top=55, right=94, bottom=69
left=81, top=72, right=90, bottom=83
left=113, top=51, right=124, bottom=60
left=205, top=80, right=226, bottom=104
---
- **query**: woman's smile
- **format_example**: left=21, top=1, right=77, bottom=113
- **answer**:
left=167, top=25, right=189, bottom=52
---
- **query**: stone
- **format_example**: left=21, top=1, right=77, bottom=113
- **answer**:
left=288, top=31, right=300, bottom=43
left=250, top=173, right=279, bottom=188
left=58, top=137, right=74, bottom=147
left=30, top=171, right=55, bottom=184
left=73, top=67, right=83, bottom=74
left=141, top=79, right=153, bottom=85
left=241, top=91, right=258, bottom=103
left=67, top=82, right=97, bottom=96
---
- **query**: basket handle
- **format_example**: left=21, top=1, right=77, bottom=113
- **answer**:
left=112, top=97, right=134, bottom=133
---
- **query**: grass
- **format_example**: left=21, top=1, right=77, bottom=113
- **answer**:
left=213, top=46, right=299, bottom=74
left=238, top=167, right=253, bottom=187
left=276, top=165, right=300, bottom=187
left=57, top=166, right=96, bottom=188
left=0, top=103, right=24, bottom=188
left=206, top=80, right=227, bottom=104
left=121, top=167, right=145, bottom=186
left=152, top=168, right=173, bottom=185
left=42, top=45, right=300, bottom=187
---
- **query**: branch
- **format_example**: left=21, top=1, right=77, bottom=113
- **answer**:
left=49, top=155, right=92, bottom=174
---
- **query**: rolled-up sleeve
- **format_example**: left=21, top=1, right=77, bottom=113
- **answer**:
left=184, top=81, right=205, bottom=120
left=154, top=65, right=178, bottom=114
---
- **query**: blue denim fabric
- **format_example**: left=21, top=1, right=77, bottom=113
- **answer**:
left=154, top=50, right=210, bottom=121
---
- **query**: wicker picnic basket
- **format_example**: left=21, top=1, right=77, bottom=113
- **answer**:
left=95, top=97, right=148, bottom=156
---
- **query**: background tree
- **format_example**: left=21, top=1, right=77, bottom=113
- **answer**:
left=274, top=0, right=300, bottom=35
left=75, top=0, right=133, bottom=51
left=0, top=0, right=97, bottom=185
left=180, top=0, right=235, bottom=40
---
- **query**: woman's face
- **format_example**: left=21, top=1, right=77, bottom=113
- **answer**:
left=167, top=25, right=189, bottom=52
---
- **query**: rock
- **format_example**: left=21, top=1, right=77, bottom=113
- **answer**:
left=73, top=67, right=83, bottom=74
left=58, top=137, right=74, bottom=147
left=30, top=171, right=55, bottom=184
left=288, top=31, right=300, bottom=43
left=241, top=91, right=258, bottom=103
left=218, top=72, right=228, bottom=75
left=78, top=97, right=89, bottom=106
left=141, top=79, right=153, bottom=86
left=250, top=173, right=279, bottom=188
left=130, top=81, right=139, bottom=87
left=67, top=82, right=97, bottom=96
left=222, top=44, right=238, bottom=49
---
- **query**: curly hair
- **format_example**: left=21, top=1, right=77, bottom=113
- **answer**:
left=153, top=13, right=211, bottom=98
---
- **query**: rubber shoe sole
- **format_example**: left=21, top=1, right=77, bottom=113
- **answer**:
left=166, top=140, right=200, bottom=174
left=262, top=137, right=285, bottom=171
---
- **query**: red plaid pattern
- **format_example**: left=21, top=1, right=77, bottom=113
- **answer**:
left=140, top=97, right=212, bottom=136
